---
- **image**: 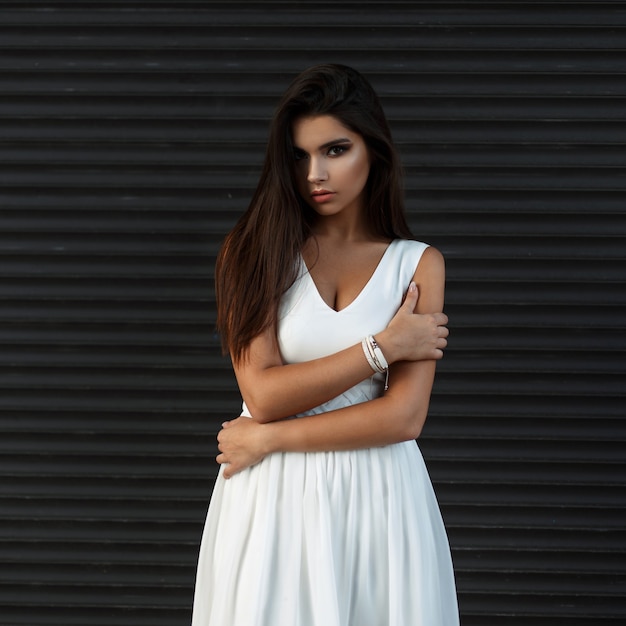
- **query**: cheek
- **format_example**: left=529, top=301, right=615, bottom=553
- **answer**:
left=346, top=145, right=370, bottom=172
left=345, top=153, right=370, bottom=187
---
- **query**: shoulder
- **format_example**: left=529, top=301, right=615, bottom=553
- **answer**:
left=380, top=239, right=433, bottom=292
left=392, top=238, right=429, bottom=254
left=394, top=239, right=445, bottom=291
left=391, top=238, right=443, bottom=271
left=419, top=244, right=444, bottom=269
left=411, top=245, right=445, bottom=312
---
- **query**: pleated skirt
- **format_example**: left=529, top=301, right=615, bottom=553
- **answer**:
left=191, top=439, right=458, bottom=626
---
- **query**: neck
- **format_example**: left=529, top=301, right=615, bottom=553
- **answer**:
left=310, top=203, right=371, bottom=243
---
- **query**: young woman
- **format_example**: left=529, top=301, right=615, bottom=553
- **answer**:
left=192, top=64, right=459, bottom=625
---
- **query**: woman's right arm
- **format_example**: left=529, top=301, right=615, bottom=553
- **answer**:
left=232, top=283, right=448, bottom=423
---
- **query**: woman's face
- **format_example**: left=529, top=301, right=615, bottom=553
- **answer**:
left=291, top=114, right=371, bottom=221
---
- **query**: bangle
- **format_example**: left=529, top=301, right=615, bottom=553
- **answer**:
left=362, top=337, right=381, bottom=372
left=362, top=335, right=390, bottom=390
left=368, top=335, right=389, bottom=370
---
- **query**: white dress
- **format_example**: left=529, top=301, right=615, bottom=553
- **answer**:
left=192, top=239, right=459, bottom=626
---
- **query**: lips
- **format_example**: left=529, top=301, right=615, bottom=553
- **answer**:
left=311, top=189, right=335, bottom=203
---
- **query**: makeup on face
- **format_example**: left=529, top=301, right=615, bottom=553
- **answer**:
left=292, top=115, right=371, bottom=220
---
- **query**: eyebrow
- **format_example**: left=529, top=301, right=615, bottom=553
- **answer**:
left=294, top=137, right=353, bottom=152
left=319, top=137, right=352, bottom=150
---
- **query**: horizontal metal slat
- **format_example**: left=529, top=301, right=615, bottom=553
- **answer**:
left=0, top=518, right=202, bottom=543
left=429, top=460, right=625, bottom=486
left=436, top=237, right=626, bottom=260
left=0, top=277, right=208, bottom=299
left=0, top=324, right=215, bottom=343
left=0, top=391, right=224, bottom=413
left=0, top=455, right=215, bottom=478
left=447, top=283, right=624, bottom=305
left=0, top=539, right=197, bottom=561
left=423, top=414, right=626, bottom=440
left=0, top=210, right=229, bottom=233
left=421, top=439, right=626, bottom=464
left=1, top=24, right=626, bottom=50
left=0, top=607, right=185, bottom=626
left=457, top=586, right=625, bottom=616
left=447, top=259, right=626, bottom=281
left=3, top=71, right=626, bottom=97
left=0, top=583, right=189, bottom=608
left=0, top=233, right=216, bottom=255
left=450, top=526, right=626, bottom=552
left=4, top=48, right=626, bottom=76
left=441, top=504, right=625, bottom=530
left=0, top=410, right=234, bottom=434
left=410, top=191, right=626, bottom=215
left=1, top=4, right=626, bottom=29
left=0, top=346, right=216, bottom=368
left=428, top=395, right=625, bottom=420
left=2, top=561, right=194, bottom=584
left=0, top=477, right=213, bottom=500
left=0, top=496, right=207, bottom=521
left=441, top=305, right=625, bottom=328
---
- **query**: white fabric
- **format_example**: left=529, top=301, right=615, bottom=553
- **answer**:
left=192, top=239, right=459, bottom=625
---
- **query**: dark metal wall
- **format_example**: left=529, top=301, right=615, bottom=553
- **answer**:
left=0, top=1, right=624, bottom=624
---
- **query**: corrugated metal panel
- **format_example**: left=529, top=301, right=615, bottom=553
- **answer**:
left=0, top=1, right=623, bottom=624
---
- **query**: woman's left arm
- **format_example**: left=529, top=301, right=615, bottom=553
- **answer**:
left=217, top=247, right=445, bottom=478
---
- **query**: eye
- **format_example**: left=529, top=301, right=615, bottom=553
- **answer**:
left=293, top=148, right=307, bottom=161
left=328, top=144, right=349, bottom=157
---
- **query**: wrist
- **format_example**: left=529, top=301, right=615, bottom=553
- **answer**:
left=262, top=421, right=281, bottom=455
left=371, top=328, right=397, bottom=365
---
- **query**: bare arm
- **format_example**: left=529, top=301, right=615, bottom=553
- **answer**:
left=218, top=247, right=446, bottom=477
left=233, top=250, right=447, bottom=423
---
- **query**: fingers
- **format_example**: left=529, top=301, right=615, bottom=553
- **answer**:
left=216, top=418, right=246, bottom=479
left=216, top=452, right=233, bottom=480
left=429, top=312, right=449, bottom=341
left=432, top=333, right=448, bottom=359
left=432, top=311, right=448, bottom=327
left=427, top=314, right=449, bottom=360
left=401, top=282, right=418, bottom=309
left=221, top=459, right=244, bottom=480
left=216, top=452, right=234, bottom=479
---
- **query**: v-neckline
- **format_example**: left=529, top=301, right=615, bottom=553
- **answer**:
left=301, top=239, right=397, bottom=314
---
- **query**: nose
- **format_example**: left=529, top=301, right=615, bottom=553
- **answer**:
left=307, top=157, right=327, bottom=183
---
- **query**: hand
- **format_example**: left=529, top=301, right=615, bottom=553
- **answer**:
left=216, top=417, right=269, bottom=479
left=377, top=282, right=449, bottom=363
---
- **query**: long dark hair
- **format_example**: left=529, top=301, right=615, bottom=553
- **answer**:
left=216, top=63, right=413, bottom=362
